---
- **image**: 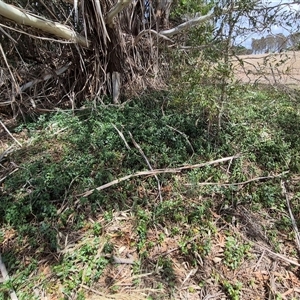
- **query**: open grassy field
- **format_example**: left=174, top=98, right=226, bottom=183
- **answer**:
left=232, top=51, right=300, bottom=87
left=0, top=76, right=300, bottom=299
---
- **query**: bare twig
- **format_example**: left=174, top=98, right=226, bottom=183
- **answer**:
left=268, top=261, right=277, bottom=297
left=160, top=7, right=233, bottom=37
left=0, top=44, right=19, bottom=94
left=134, top=29, right=174, bottom=46
left=181, top=268, right=198, bottom=287
left=111, top=124, right=131, bottom=150
left=111, top=255, right=135, bottom=264
left=281, top=180, right=300, bottom=253
left=253, top=250, right=266, bottom=271
left=77, top=155, right=240, bottom=197
left=247, top=236, right=300, bottom=267
left=20, top=63, right=71, bottom=93
left=166, top=125, right=195, bottom=158
left=0, top=44, right=19, bottom=115
left=0, top=145, right=15, bottom=162
left=0, top=25, right=17, bottom=43
left=128, top=131, right=162, bottom=202
left=0, top=254, right=19, bottom=300
left=0, top=167, right=19, bottom=184
left=0, top=120, right=22, bottom=147
left=106, top=0, right=131, bottom=27
left=184, top=171, right=289, bottom=188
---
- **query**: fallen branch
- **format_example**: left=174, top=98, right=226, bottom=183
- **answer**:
left=77, top=155, right=240, bottom=197
left=111, top=255, right=135, bottom=264
left=0, top=22, right=80, bottom=44
left=0, top=254, right=18, bottom=300
left=134, top=29, right=174, bottom=46
left=128, top=131, right=163, bottom=202
left=0, top=0, right=89, bottom=47
left=231, top=219, right=300, bottom=268
left=281, top=180, right=300, bottom=253
left=166, top=125, right=195, bottom=158
left=20, top=63, right=71, bottom=93
left=184, top=171, right=289, bottom=188
left=0, top=120, right=22, bottom=147
left=225, top=215, right=300, bottom=269
left=111, top=124, right=131, bottom=150
left=106, top=0, right=131, bottom=27
left=0, top=145, right=15, bottom=162
left=0, top=167, right=19, bottom=184
left=255, top=242, right=300, bottom=268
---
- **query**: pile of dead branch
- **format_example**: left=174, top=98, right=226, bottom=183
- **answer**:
left=0, top=0, right=170, bottom=118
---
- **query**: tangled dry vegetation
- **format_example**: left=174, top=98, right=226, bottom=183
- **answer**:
left=0, top=0, right=168, bottom=119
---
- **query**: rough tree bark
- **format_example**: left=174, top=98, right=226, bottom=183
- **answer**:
left=0, top=0, right=89, bottom=47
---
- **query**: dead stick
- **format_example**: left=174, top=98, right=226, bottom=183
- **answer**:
left=184, top=171, right=289, bottom=188
left=0, top=145, right=15, bottom=162
left=112, top=124, right=131, bottom=150
left=0, top=120, right=22, bottom=147
left=77, top=155, right=240, bottom=197
left=0, top=254, right=18, bottom=300
left=281, top=180, right=300, bottom=253
left=234, top=223, right=300, bottom=268
left=128, top=131, right=162, bottom=203
left=166, top=125, right=195, bottom=157
left=255, top=243, right=300, bottom=268
left=0, top=44, right=19, bottom=94
left=111, top=255, right=134, bottom=265
left=0, top=167, right=19, bottom=184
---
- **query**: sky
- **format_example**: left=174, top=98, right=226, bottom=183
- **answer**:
left=233, top=0, right=300, bottom=49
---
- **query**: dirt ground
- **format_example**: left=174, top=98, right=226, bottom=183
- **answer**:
left=232, top=51, right=300, bottom=87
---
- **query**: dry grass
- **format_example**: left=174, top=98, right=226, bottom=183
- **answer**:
left=3, top=204, right=300, bottom=299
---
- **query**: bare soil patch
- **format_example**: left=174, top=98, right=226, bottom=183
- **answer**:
left=232, top=51, right=300, bottom=87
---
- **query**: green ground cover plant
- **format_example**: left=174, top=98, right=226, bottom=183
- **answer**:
left=0, top=83, right=299, bottom=299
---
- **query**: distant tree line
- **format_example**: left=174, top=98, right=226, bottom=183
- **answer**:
left=251, top=32, right=300, bottom=54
